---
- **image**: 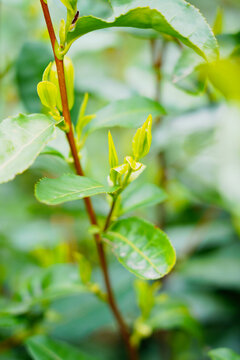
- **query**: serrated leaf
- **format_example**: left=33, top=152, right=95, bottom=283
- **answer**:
left=67, top=0, right=219, bottom=61
left=208, top=348, right=240, bottom=360
left=104, top=217, right=176, bottom=279
left=26, top=335, right=97, bottom=360
left=86, top=96, right=165, bottom=133
left=35, top=174, right=118, bottom=205
left=0, top=114, right=56, bottom=184
left=121, top=183, right=167, bottom=214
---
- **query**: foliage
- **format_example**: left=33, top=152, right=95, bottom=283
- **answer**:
left=0, top=0, right=240, bottom=359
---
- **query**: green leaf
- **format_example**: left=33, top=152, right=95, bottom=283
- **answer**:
left=213, top=8, right=224, bottom=36
left=208, top=348, right=240, bottom=360
left=86, top=96, right=165, bottom=133
left=16, top=42, right=51, bottom=113
left=204, top=58, right=240, bottom=101
left=26, top=335, right=97, bottom=360
left=180, top=244, right=240, bottom=289
left=16, top=264, right=85, bottom=307
left=120, top=183, right=167, bottom=214
left=35, top=174, right=118, bottom=205
left=0, top=114, right=56, bottom=184
left=67, top=0, right=219, bottom=61
left=173, top=48, right=206, bottom=95
left=104, top=217, right=176, bottom=279
left=147, top=296, right=200, bottom=336
left=32, top=154, right=74, bottom=178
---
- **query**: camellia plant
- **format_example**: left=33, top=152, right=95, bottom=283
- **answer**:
left=1, top=0, right=240, bottom=359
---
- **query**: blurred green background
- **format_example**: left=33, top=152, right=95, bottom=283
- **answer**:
left=0, top=0, right=240, bottom=359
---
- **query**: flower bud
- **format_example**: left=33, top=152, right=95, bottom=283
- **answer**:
left=132, top=115, right=152, bottom=160
left=59, top=19, right=66, bottom=47
left=108, top=131, right=118, bottom=169
left=42, top=62, right=52, bottom=81
left=125, top=156, right=142, bottom=171
left=37, top=81, right=57, bottom=110
left=49, top=56, right=75, bottom=111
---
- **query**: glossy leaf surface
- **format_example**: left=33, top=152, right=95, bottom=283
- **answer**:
left=0, top=114, right=56, bottom=184
left=35, top=174, right=118, bottom=205
left=68, top=0, right=219, bottom=61
left=105, top=217, right=176, bottom=279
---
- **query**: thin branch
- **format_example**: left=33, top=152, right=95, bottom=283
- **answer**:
left=39, top=2, right=138, bottom=359
left=104, top=196, right=118, bottom=232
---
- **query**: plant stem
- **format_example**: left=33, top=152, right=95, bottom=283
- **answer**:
left=39, top=2, right=138, bottom=359
left=104, top=196, right=118, bottom=231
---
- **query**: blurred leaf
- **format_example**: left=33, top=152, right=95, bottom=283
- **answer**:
left=105, top=217, right=176, bottom=279
left=51, top=264, right=136, bottom=341
left=86, top=96, right=165, bottom=133
left=120, top=183, right=167, bottom=215
left=205, top=58, right=240, bottom=100
left=32, top=154, right=74, bottom=178
left=213, top=8, right=224, bottom=36
left=217, top=32, right=240, bottom=58
left=180, top=244, right=240, bottom=289
left=16, top=42, right=51, bottom=112
left=26, top=335, right=97, bottom=360
left=0, top=114, right=56, bottom=184
left=208, top=348, right=240, bottom=360
left=78, top=0, right=112, bottom=18
left=147, top=296, right=200, bottom=336
left=35, top=174, right=118, bottom=205
left=173, top=48, right=206, bottom=94
left=17, top=264, right=85, bottom=305
left=68, top=0, right=219, bottom=61
left=134, top=280, right=159, bottom=318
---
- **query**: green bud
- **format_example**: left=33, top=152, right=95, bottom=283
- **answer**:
left=109, top=162, right=129, bottom=187
left=125, top=156, right=142, bottom=171
left=132, top=115, right=152, bottom=160
left=108, top=131, right=118, bottom=169
left=49, top=56, right=75, bottom=111
left=112, top=163, right=129, bottom=176
left=76, top=93, right=96, bottom=140
left=59, top=19, right=66, bottom=47
left=42, top=62, right=52, bottom=81
left=37, top=81, right=57, bottom=110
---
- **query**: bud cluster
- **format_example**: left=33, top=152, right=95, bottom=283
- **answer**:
left=37, top=57, right=75, bottom=124
left=108, top=115, right=152, bottom=188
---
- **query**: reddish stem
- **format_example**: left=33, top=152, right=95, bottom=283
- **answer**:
left=39, top=2, right=138, bottom=359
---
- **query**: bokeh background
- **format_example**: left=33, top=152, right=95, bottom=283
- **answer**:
left=0, top=0, right=240, bottom=359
